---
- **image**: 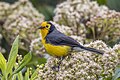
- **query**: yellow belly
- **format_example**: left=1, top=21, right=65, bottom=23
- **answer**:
left=43, top=43, right=71, bottom=57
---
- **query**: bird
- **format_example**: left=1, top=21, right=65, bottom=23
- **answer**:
left=38, top=21, right=104, bottom=57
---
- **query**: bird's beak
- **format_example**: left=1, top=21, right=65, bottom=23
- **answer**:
left=38, top=26, right=45, bottom=29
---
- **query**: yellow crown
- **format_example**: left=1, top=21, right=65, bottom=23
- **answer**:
left=41, top=21, right=47, bottom=27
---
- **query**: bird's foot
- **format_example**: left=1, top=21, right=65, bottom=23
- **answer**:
left=52, top=56, right=65, bottom=71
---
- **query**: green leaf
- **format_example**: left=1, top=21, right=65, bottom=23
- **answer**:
left=0, top=73, right=2, bottom=79
left=27, top=53, right=46, bottom=66
left=13, top=52, right=32, bottom=74
left=25, top=68, right=29, bottom=80
left=12, top=74, right=17, bottom=80
left=6, top=35, right=19, bottom=75
left=0, top=52, right=6, bottom=75
left=30, top=68, right=39, bottom=80
left=112, top=66, right=120, bottom=80
left=17, top=71, right=23, bottom=80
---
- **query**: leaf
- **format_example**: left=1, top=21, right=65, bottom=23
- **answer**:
left=6, top=35, right=19, bottom=75
left=0, top=52, right=6, bottom=75
left=27, top=54, right=46, bottom=66
left=112, top=66, right=120, bottom=80
left=25, top=68, right=29, bottom=80
left=13, top=52, right=32, bottom=74
left=17, top=71, right=23, bottom=80
left=12, top=74, right=17, bottom=80
left=30, top=68, right=39, bottom=80
left=0, top=74, right=2, bottom=77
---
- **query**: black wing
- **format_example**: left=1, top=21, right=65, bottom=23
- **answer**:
left=45, top=29, right=80, bottom=47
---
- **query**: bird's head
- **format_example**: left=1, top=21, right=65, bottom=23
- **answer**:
left=38, top=21, right=55, bottom=38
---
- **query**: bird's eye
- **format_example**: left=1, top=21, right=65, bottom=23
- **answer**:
left=46, top=25, right=49, bottom=28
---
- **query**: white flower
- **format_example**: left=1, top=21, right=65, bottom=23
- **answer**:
left=3, top=0, right=44, bottom=51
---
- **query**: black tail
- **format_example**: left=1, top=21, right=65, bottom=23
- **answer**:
left=80, top=46, right=104, bottom=55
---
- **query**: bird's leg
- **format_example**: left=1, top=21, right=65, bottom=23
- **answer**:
left=57, top=56, right=65, bottom=70
left=52, top=56, right=65, bottom=71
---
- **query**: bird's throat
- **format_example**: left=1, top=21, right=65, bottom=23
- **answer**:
left=40, top=29, right=49, bottom=39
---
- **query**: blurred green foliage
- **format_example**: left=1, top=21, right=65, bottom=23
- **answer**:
left=93, top=0, right=120, bottom=12
left=34, top=5, right=54, bottom=20
left=30, top=0, right=64, bottom=20
left=0, top=36, right=42, bottom=80
left=96, top=0, right=107, bottom=5
left=0, top=36, right=31, bottom=80
left=107, top=0, right=120, bottom=12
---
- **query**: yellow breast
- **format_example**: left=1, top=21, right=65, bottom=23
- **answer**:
left=42, top=39, right=71, bottom=57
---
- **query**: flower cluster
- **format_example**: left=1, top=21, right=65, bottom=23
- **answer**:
left=2, top=0, right=44, bottom=50
left=86, top=10, right=120, bottom=44
left=38, top=40, right=118, bottom=80
left=30, top=37, right=44, bottom=55
left=54, top=0, right=108, bottom=36
left=0, top=2, right=11, bottom=21
left=113, top=44, right=120, bottom=64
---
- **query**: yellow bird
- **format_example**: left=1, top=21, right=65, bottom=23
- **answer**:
left=38, top=21, right=103, bottom=57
